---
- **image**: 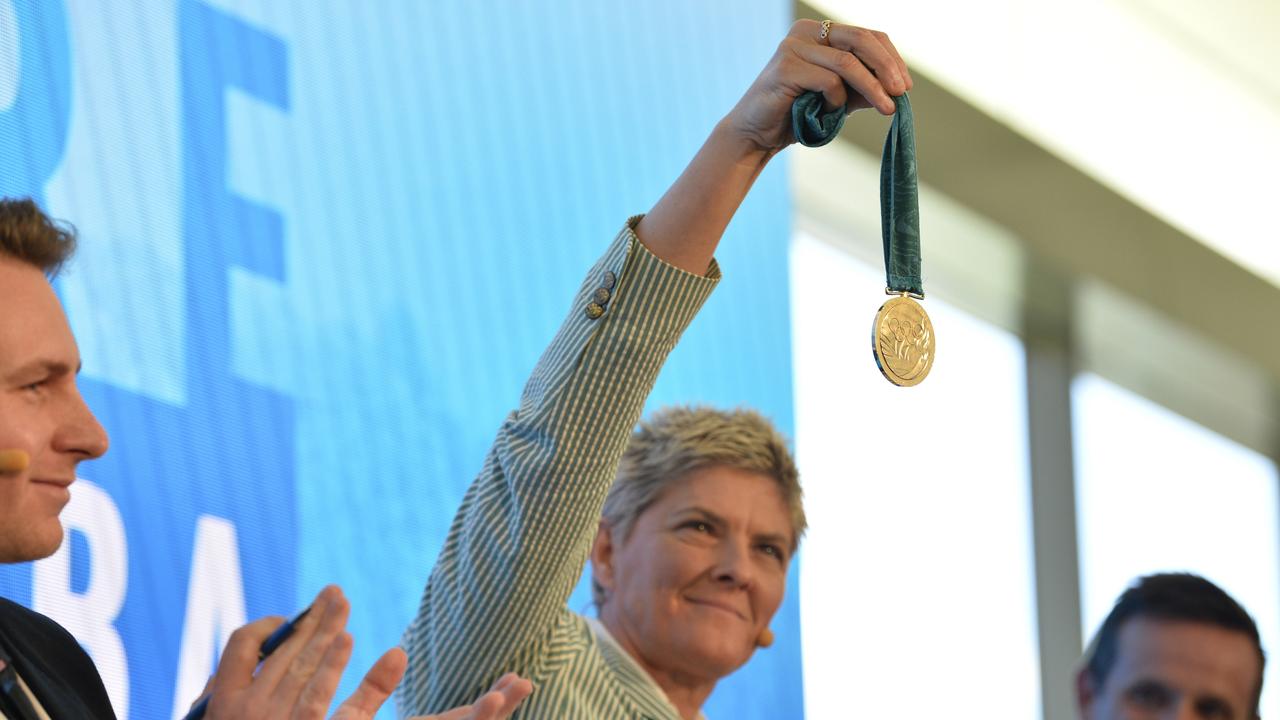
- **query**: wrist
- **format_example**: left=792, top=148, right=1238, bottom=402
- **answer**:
left=710, top=116, right=778, bottom=171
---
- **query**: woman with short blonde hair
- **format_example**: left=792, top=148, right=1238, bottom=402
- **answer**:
left=401, top=19, right=911, bottom=719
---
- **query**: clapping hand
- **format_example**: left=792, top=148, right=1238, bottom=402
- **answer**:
left=190, top=586, right=531, bottom=719
left=409, top=673, right=533, bottom=720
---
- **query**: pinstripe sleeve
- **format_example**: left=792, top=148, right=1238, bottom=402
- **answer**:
left=397, top=217, right=721, bottom=714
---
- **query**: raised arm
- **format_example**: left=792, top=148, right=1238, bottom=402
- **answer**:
left=398, top=220, right=719, bottom=715
left=636, top=18, right=911, bottom=275
left=398, top=19, right=909, bottom=716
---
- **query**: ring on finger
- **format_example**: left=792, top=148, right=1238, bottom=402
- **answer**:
left=818, top=19, right=833, bottom=42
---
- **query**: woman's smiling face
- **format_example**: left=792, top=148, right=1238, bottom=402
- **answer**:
left=593, top=464, right=794, bottom=683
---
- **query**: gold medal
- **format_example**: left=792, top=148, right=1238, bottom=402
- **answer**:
left=871, top=292, right=935, bottom=387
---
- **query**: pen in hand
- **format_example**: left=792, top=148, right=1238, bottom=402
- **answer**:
left=257, top=606, right=311, bottom=661
left=181, top=605, right=313, bottom=720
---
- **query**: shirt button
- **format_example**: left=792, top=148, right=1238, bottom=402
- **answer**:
left=585, top=303, right=605, bottom=319
left=593, top=287, right=611, bottom=304
left=602, top=270, right=617, bottom=290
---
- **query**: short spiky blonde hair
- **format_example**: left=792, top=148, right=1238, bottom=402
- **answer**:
left=593, top=406, right=805, bottom=605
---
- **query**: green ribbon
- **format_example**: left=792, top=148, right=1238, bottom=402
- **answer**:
left=791, top=92, right=923, bottom=296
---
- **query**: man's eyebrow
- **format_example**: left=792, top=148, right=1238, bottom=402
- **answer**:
left=3, top=358, right=75, bottom=383
left=1194, top=694, right=1238, bottom=720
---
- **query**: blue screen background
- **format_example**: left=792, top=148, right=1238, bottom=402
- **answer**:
left=0, top=1, right=801, bottom=717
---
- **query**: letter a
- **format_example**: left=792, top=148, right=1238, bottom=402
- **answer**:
left=170, top=516, right=248, bottom=719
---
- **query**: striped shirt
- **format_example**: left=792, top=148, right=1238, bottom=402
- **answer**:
left=398, top=218, right=720, bottom=719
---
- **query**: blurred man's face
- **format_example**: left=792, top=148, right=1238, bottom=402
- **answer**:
left=0, top=256, right=108, bottom=562
left=1078, top=617, right=1260, bottom=720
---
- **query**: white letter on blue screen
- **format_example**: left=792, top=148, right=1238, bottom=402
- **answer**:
left=33, top=479, right=131, bottom=718
left=171, top=516, right=248, bottom=720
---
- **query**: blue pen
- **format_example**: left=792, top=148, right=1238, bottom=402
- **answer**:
left=181, top=606, right=312, bottom=720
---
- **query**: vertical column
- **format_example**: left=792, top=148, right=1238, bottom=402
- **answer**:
left=1023, top=260, right=1083, bottom=720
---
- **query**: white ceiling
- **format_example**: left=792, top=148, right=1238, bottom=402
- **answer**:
left=813, top=0, right=1280, bottom=285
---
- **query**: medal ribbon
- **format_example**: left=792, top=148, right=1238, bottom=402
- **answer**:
left=791, top=92, right=923, bottom=297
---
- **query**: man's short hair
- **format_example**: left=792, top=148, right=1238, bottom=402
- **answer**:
left=1087, top=572, right=1266, bottom=715
left=0, top=198, right=78, bottom=277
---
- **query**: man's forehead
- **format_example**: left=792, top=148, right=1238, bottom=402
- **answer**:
left=1114, top=617, right=1259, bottom=700
left=0, top=258, right=80, bottom=373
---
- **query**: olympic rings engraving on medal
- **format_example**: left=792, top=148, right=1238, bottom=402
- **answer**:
left=871, top=295, right=934, bottom=387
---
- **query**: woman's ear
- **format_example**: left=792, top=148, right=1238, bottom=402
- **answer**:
left=590, top=520, right=617, bottom=597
